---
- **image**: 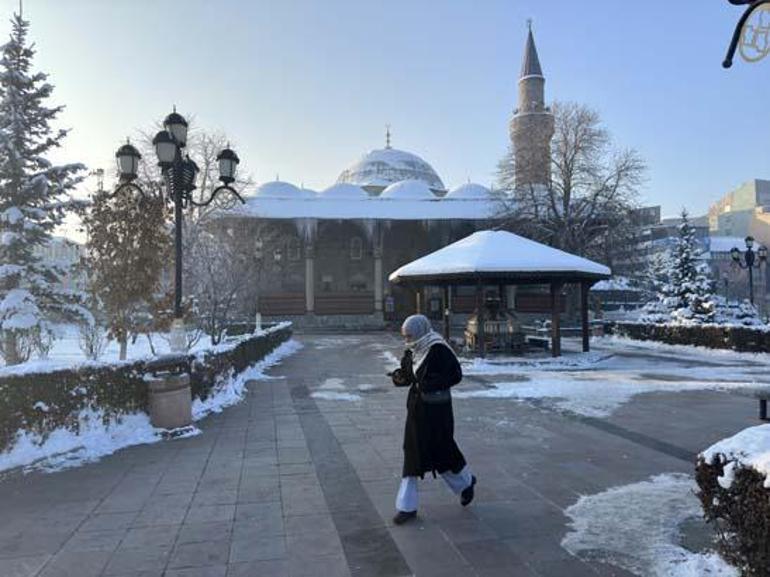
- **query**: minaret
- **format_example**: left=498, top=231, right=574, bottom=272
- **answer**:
left=510, top=21, right=554, bottom=190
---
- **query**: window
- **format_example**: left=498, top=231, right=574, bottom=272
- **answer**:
left=350, top=236, right=363, bottom=260
left=287, top=237, right=301, bottom=261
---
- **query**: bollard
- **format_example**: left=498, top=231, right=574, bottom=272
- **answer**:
left=147, top=372, right=192, bottom=430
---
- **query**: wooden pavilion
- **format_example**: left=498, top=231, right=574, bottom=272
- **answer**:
left=388, top=230, right=612, bottom=357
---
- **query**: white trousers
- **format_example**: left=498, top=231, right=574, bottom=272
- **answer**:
left=395, top=465, right=474, bottom=512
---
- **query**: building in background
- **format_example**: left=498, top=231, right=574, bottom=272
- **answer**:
left=32, top=236, right=87, bottom=293
left=217, top=28, right=560, bottom=328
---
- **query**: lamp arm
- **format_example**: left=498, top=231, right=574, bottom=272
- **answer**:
left=189, top=184, right=245, bottom=208
left=107, top=181, right=148, bottom=200
left=724, top=0, right=770, bottom=68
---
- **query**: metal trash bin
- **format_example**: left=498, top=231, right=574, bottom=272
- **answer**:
left=145, top=355, right=192, bottom=430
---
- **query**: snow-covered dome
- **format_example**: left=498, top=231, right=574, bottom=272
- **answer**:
left=337, top=147, right=445, bottom=192
left=445, top=183, right=493, bottom=200
left=380, top=179, right=436, bottom=200
left=319, top=183, right=369, bottom=199
left=251, top=181, right=314, bottom=199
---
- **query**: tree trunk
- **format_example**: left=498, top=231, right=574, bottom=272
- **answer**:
left=119, top=337, right=128, bottom=360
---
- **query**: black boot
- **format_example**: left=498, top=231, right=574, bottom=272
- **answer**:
left=461, top=476, right=477, bottom=507
left=393, top=510, right=417, bottom=525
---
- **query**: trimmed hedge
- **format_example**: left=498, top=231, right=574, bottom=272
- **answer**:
left=696, top=456, right=770, bottom=576
left=611, top=322, right=770, bottom=353
left=0, top=324, right=292, bottom=454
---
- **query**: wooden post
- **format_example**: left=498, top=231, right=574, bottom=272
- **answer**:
left=550, top=282, right=562, bottom=358
left=415, top=288, right=422, bottom=314
left=476, top=279, right=486, bottom=358
left=581, top=281, right=590, bottom=353
left=443, top=285, right=451, bottom=341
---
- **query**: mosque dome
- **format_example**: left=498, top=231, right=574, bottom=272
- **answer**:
left=380, top=179, right=436, bottom=200
left=251, top=180, right=314, bottom=199
left=337, top=147, right=445, bottom=192
left=318, top=183, right=369, bottom=199
left=445, top=183, right=493, bottom=200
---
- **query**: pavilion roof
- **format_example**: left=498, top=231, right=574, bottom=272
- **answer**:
left=388, top=230, right=612, bottom=285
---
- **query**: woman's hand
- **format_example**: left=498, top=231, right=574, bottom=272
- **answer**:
left=391, top=368, right=409, bottom=387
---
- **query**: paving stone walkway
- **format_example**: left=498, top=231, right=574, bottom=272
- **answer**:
left=0, top=333, right=759, bottom=577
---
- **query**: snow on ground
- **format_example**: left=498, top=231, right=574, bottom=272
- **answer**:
left=562, top=474, right=737, bottom=577
left=462, top=352, right=610, bottom=375
left=0, top=338, right=302, bottom=475
left=701, top=424, right=770, bottom=489
left=0, top=322, right=291, bottom=375
left=192, top=339, right=302, bottom=419
left=454, top=368, right=761, bottom=418
left=311, top=391, right=363, bottom=402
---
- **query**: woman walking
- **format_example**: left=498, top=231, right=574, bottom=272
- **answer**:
left=390, top=314, right=476, bottom=525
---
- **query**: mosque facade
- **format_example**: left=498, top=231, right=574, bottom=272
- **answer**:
left=220, top=28, right=552, bottom=327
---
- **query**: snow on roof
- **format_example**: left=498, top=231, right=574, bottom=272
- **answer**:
left=233, top=195, right=502, bottom=221
left=445, top=183, right=493, bottom=200
left=389, top=230, right=611, bottom=282
left=381, top=179, right=435, bottom=200
left=319, top=183, right=369, bottom=199
left=337, top=147, right=445, bottom=191
left=250, top=181, right=315, bottom=199
left=709, top=236, right=749, bottom=253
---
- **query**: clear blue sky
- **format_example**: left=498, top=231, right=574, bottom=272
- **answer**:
left=2, top=0, right=768, bottom=224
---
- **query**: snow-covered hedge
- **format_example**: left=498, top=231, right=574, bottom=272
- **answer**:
left=0, top=323, right=292, bottom=456
left=612, top=321, right=770, bottom=353
left=696, top=425, right=770, bottom=576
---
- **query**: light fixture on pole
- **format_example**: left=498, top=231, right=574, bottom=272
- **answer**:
left=110, top=108, right=246, bottom=352
left=730, top=235, right=768, bottom=305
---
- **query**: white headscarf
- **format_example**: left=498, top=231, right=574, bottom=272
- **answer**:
left=402, top=314, right=455, bottom=372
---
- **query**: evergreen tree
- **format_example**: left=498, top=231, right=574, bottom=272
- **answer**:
left=640, top=210, right=716, bottom=324
left=82, top=188, right=170, bottom=360
left=668, top=210, right=715, bottom=323
left=0, top=12, right=85, bottom=365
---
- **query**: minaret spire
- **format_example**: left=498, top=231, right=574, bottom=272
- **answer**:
left=521, top=20, right=543, bottom=78
left=385, top=124, right=392, bottom=149
left=510, top=21, right=554, bottom=190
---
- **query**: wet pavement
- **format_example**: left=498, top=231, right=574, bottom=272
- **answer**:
left=0, top=332, right=762, bottom=577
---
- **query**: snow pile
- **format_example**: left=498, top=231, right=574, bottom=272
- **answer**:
left=0, top=411, right=174, bottom=474
left=591, top=276, right=635, bottom=291
left=562, top=474, right=737, bottom=577
left=700, top=424, right=770, bottom=489
left=192, top=339, right=302, bottom=419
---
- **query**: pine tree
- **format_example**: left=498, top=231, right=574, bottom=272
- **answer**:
left=82, top=189, right=170, bottom=360
left=669, top=210, right=715, bottom=324
left=0, top=12, right=85, bottom=365
left=640, top=210, right=716, bottom=324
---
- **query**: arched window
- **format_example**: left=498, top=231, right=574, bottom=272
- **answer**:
left=350, top=236, right=363, bottom=261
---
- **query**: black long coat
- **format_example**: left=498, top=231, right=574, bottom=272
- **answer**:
left=392, top=343, right=467, bottom=478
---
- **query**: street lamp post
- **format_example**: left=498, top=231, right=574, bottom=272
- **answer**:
left=113, top=109, right=245, bottom=352
left=730, top=236, right=768, bottom=305
left=723, top=0, right=770, bottom=68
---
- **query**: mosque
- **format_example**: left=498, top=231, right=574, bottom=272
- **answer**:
left=222, top=26, right=553, bottom=328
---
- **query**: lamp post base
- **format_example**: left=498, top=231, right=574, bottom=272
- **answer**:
left=169, top=318, right=188, bottom=353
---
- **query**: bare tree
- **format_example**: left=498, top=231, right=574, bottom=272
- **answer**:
left=186, top=221, right=275, bottom=345
left=497, top=101, right=646, bottom=265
